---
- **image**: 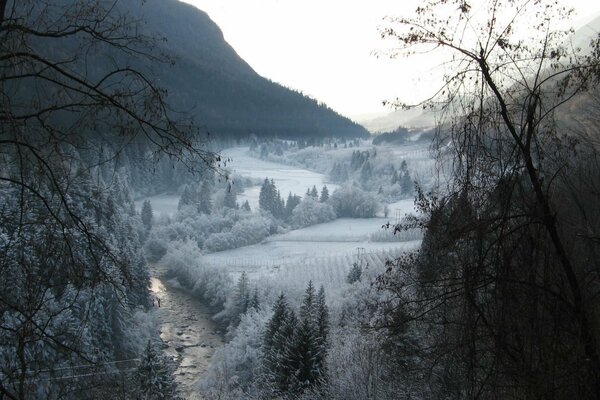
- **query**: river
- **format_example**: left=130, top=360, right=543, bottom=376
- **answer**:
left=150, top=274, right=224, bottom=399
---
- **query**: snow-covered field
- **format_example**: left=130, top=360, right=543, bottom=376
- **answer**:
left=271, top=218, right=392, bottom=242
left=203, top=239, right=422, bottom=296
left=140, top=145, right=428, bottom=294
left=135, top=193, right=179, bottom=217
left=221, top=147, right=339, bottom=210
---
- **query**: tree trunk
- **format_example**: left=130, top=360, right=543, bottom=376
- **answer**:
left=478, top=57, right=600, bottom=387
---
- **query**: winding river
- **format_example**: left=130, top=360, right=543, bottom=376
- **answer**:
left=150, top=274, right=223, bottom=399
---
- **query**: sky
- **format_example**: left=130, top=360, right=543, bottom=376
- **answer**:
left=181, top=0, right=600, bottom=120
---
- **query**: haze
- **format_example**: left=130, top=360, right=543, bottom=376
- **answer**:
left=183, top=0, right=600, bottom=119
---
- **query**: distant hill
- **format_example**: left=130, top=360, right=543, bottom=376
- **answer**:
left=358, top=106, right=436, bottom=133
left=360, top=12, right=600, bottom=135
left=123, top=0, right=368, bottom=139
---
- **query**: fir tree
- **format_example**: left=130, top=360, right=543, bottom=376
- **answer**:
left=319, top=186, right=329, bottom=203
left=285, top=192, right=301, bottom=218
left=259, top=178, right=274, bottom=213
left=233, top=272, right=251, bottom=322
left=141, top=200, right=153, bottom=230
left=264, top=294, right=297, bottom=393
left=135, top=340, right=180, bottom=400
left=178, top=184, right=194, bottom=210
left=290, top=281, right=326, bottom=391
left=315, top=285, right=329, bottom=360
left=346, top=262, right=362, bottom=284
left=249, top=287, right=260, bottom=310
left=400, top=171, right=413, bottom=195
left=242, top=200, right=251, bottom=212
left=309, top=185, right=319, bottom=199
left=198, top=179, right=212, bottom=214
left=223, top=182, right=237, bottom=209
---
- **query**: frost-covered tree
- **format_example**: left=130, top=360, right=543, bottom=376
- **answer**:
left=319, top=186, right=329, bottom=203
left=141, top=200, right=154, bottom=230
left=242, top=200, right=251, bottom=212
left=290, top=198, right=336, bottom=228
left=198, top=179, right=213, bottom=214
left=259, top=178, right=284, bottom=218
left=178, top=184, right=195, bottom=210
left=378, top=0, right=600, bottom=395
left=134, top=341, right=180, bottom=400
left=263, top=294, right=298, bottom=393
left=330, top=186, right=379, bottom=218
left=223, top=182, right=238, bottom=209
left=232, top=272, right=251, bottom=323
left=285, top=192, right=302, bottom=219
left=346, top=263, right=362, bottom=284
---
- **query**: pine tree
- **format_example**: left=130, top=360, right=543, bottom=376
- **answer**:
left=264, top=293, right=289, bottom=351
left=289, top=281, right=325, bottom=391
left=249, top=287, right=260, bottom=310
left=135, top=340, right=180, bottom=400
left=259, top=178, right=285, bottom=218
left=346, top=262, right=362, bottom=284
left=360, top=161, right=373, bottom=183
left=315, top=285, right=329, bottom=363
left=178, top=184, right=194, bottom=210
left=400, top=171, right=413, bottom=195
left=242, top=200, right=251, bottom=212
left=285, top=193, right=301, bottom=219
left=223, top=182, right=237, bottom=209
left=319, top=186, right=329, bottom=203
left=264, top=294, right=297, bottom=393
left=309, top=185, right=319, bottom=199
left=141, top=200, right=153, bottom=230
left=233, top=272, right=251, bottom=322
left=259, top=178, right=273, bottom=212
left=275, top=189, right=285, bottom=218
left=198, top=179, right=212, bottom=214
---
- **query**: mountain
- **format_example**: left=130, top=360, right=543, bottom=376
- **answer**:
left=124, top=0, right=368, bottom=139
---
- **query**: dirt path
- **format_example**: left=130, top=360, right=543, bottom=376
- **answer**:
left=150, top=276, right=224, bottom=399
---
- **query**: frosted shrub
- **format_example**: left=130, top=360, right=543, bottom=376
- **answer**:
left=160, top=240, right=232, bottom=309
left=329, top=186, right=379, bottom=218
left=290, top=198, right=336, bottom=228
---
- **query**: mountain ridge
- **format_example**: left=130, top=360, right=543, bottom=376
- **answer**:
left=128, top=0, right=369, bottom=139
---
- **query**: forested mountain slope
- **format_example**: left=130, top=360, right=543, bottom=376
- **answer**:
left=123, top=0, right=368, bottom=139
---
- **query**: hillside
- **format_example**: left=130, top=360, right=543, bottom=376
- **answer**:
left=125, top=0, right=368, bottom=139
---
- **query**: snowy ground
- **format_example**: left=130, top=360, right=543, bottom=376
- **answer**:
left=145, top=143, right=430, bottom=397
left=135, top=193, right=179, bottom=218
left=221, top=147, right=339, bottom=210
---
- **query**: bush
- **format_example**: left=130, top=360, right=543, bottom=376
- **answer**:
left=290, top=198, right=337, bottom=228
left=329, top=186, right=379, bottom=218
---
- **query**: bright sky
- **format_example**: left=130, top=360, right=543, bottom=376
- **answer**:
left=181, top=0, right=600, bottom=119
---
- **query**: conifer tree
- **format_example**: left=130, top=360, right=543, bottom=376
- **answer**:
left=309, top=186, right=319, bottom=199
left=178, top=184, right=194, bottom=210
left=135, top=340, right=180, bottom=400
left=285, top=193, right=301, bottom=219
left=242, top=200, right=251, bottom=212
left=319, top=186, right=329, bottom=203
left=259, top=178, right=273, bottom=212
left=198, top=179, right=212, bottom=214
left=315, top=285, right=329, bottom=364
left=141, top=200, right=153, bottom=230
left=263, top=294, right=297, bottom=393
left=233, top=272, right=251, bottom=321
left=223, top=182, right=237, bottom=209
left=347, top=262, right=362, bottom=284
left=400, top=171, right=412, bottom=195
left=249, top=287, right=260, bottom=310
